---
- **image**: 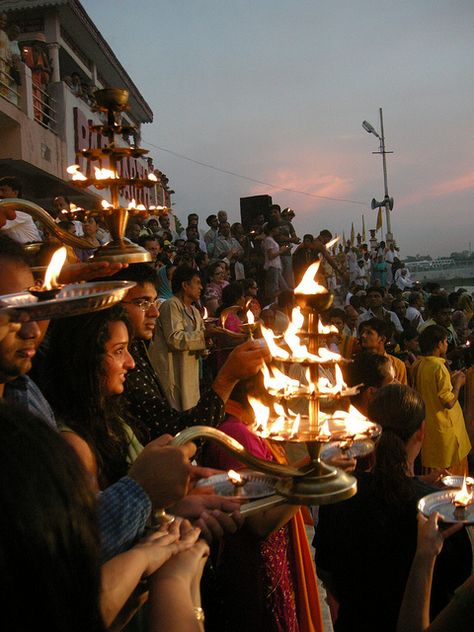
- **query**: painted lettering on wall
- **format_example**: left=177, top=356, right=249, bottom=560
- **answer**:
left=73, top=107, right=151, bottom=205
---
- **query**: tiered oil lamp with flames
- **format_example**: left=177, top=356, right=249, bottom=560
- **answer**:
left=0, top=88, right=168, bottom=264
left=171, top=259, right=382, bottom=514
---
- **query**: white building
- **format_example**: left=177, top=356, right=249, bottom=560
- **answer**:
left=0, top=0, right=172, bottom=211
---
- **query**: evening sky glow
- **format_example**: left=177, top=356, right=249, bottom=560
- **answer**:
left=81, top=0, right=474, bottom=258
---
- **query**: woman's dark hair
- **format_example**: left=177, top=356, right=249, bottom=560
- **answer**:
left=418, top=324, right=448, bottom=355
left=426, top=294, right=450, bottom=317
left=242, top=278, right=257, bottom=294
left=171, top=264, right=200, bottom=294
left=395, top=325, right=419, bottom=349
left=368, top=384, right=425, bottom=508
left=0, top=175, right=22, bottom=196
left=220, top=281, right=244, bottom=309
left=228, top=372, right=271, bottom=421
left=43, top=305, right=134, bottom=488
left=195, top=250, right=209, bottom=267
left=0, top=402, right=104, bottom=631
left=345, top=352, right=392, bottom=399
left=105, top=262, right=157, bottom=288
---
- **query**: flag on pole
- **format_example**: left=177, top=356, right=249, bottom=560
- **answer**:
left=376, top=207, right=383, bottom=232
left=362, top=214, right=366, bottom=242
left=350, top=222, right=355, bottom=245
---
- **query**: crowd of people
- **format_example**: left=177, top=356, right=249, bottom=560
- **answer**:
left=1, top=182, right=474, bottom=631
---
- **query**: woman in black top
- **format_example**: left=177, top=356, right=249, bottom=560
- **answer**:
left=314, top=383, right=471, bottom=632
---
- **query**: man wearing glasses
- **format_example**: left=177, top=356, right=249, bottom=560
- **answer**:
left=116, top=264, right=269, bottom=443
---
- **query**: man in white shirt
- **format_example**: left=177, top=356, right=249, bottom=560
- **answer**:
left=357, top=286, right=403, bottom=333
left=405, top=291, right=425, bottom=330
left=394, top=266, right=414, bottom=291
left=0, top=177, right=42, bottom=243
left=263, top=220, right=289, bottom=304
left=204, top=214, right=219, bottom=258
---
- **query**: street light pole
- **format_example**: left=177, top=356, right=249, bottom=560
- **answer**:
left=378, top=108, right=392, bottom=239
left=362, top=107, right=394, bottom=246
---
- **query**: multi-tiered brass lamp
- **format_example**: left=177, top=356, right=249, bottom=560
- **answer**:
left=171, top=260, right=381, bottom=514
left=0, top=88, right=168, bottom=264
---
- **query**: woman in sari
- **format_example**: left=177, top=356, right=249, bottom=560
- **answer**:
left=202, top=373, right=323, bottom=632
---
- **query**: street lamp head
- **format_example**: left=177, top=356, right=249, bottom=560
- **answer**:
left=362, top=120, right=380, bottom=137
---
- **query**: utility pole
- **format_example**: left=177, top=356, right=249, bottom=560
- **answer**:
left=362, top=108, right=394, bottom=246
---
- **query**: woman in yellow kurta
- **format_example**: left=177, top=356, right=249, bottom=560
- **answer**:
left=412, top=324, right=471, bottom=473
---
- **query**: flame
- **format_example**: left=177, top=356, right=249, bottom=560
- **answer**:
left=147, top=173, right=158, bottom=182
left=317, top=347, right=342, bottom=362
left=290, top=413, right=301, bottom=437
left=261, top=310, right=340, bottom=363
left=325, top=236, right=340, bottom=250
left=262, top=364, right=305, bottom=398
left=326, top=405, right=372, bottom=436
left=203, top=307, right=208, bottom=320
left=136, top=204, right=147, bottom=211
left=227, top=469, right=243, bottom=485
left=318, top=320, right=339, bottom=334
left=248, top=397, right=270, bottom=436
left=260, top=324, right=290, bottom=360
left=94, top=167, right=116, bottom=180
left=66, top=164, right=87, bottom=181
left=294, top=261, right=327, bottom=295
left=101, top=200, right=113, bottom=209
left=246, top=309, right=255, bottom=325
left=317, top=365, right=348, bottom=395
left=453, top=477, right=473, bottom=507
left=127, top=199, right=137, bottom=210
left=43, top=247, right=67, bottom=290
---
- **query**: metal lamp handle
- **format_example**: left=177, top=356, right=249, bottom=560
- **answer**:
left=170, top=425, right=304, bottom=478
left=0, top=198, right=93, bottom=250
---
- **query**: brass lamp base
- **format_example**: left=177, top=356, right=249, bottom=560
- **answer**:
left=90, top=239, right=152, bottom=264
left=275, top=465, right=357, bottom=505
left=170, top=425, right=357, bottom=507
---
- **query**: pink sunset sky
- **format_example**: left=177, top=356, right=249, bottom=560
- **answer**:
left=83, top=0, right=474, bottom=258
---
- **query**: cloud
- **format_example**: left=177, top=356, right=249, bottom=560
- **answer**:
left=246, top=167, right=355, bottom=211
left=399, top=170, right=474, bottom=207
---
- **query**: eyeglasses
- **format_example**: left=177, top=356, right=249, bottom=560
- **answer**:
left=122, top=298, right=159, bottom=312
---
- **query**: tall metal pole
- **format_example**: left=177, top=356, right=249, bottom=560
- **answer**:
left=378, top=108, right=392, bottom=240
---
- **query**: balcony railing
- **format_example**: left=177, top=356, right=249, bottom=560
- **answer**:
left=0, top=57, right=57, bottom=134
left=0, top=56, right=21, bottom=107
left=32, top=80, right=57, bottom=133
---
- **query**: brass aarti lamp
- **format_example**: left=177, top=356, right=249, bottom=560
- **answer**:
left=0, top=88, right=168, bottom=264
left=171, top=259, right=381, bottom=514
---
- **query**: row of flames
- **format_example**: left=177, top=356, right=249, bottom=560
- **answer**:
left=66, top=165, right=166, bottom=213
left=67, top=164, right=158, bottom=182
left=238, top=259, right=373, bottom=441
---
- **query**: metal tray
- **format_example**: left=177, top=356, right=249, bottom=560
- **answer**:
left=0, top=280, right=135, bottom=321
left=441, top=476, right=474, bottom=489
left=418, top=489, right=474, bottom=524
left=194, top=470, right=277, bottom=499
left=320, top=439, right=375, bottom=461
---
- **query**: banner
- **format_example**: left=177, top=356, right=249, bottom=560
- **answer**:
left=376, top=207, right=383, bottom=231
